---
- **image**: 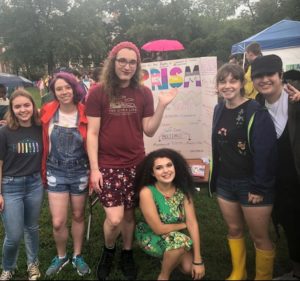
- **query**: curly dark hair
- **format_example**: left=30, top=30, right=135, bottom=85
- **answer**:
left=135, top=148, right=195, bottom=201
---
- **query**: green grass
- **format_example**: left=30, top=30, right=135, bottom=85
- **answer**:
left=0, top=186, right=291, bottom=280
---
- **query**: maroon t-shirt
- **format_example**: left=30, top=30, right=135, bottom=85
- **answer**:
left=86, top=84, right=154, bottom=168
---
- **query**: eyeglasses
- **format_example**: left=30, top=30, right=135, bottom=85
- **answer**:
left=116, top=58, right=137, bottom=67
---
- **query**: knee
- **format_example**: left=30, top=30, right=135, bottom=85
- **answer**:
left=52, top=219, right=66, bottom=232
left=106, top=216, right=123, bottom=228
left=72, top=212, right=85, bottom=224
left=228, top=225, right=244, bottom=238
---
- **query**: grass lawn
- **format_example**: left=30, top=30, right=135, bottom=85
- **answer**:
left=0, top=185, right=291, bottom=280
left=1, top=87, right=291, bottom=279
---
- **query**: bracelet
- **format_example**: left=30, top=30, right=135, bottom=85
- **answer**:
left=192, top=260, right=204, bottom=266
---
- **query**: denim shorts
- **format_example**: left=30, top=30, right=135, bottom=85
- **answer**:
left=98, top=167, right=136, bottom=209
left=46, top=161, right=89, bottom=195
left=216, top=176, right=274, bottom=207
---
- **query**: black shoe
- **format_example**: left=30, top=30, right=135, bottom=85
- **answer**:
left=119, top=249, right=138, bottom=280
left=97, top=246, right=115, bottom=281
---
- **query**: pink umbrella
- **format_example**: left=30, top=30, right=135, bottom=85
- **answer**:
left=141, top=39, right=185, bottom=52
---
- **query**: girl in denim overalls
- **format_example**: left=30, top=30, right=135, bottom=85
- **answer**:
left=40, top=72, right=90, bottom=277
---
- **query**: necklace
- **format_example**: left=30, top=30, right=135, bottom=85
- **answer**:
left=155, top=184, right=176, bottom=199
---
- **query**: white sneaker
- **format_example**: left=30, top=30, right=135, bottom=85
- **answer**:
left=0, top=271, right=14, bottom=281
left=27, top=262, right=41, bottom=280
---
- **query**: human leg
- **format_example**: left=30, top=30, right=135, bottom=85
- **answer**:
left=70, top=193, right=90, bottom=276
left=158, top=248, right=186, bottom=280
left=218, top=197, right=247, bottom=280
left=23, top=174, right=44, bottom=265
left=70, top=194, right=87, bottom=256
left=45, top=192, right=70, bottom=276
left=23, top=174, right=44, bottom=280
left=97, top=206, right=124, bottom=280
left=242, top=205, right=275, bottom=280
left=120, top=209, right=138, bottom=280
left=1, top=176, right=26, bottom=272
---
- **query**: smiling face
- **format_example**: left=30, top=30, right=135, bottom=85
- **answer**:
left=115, top=48, right=138, bottom=87
left=217, top=73, right=243, bottom=102
left=252, top=72, right=283, bottom=102
left=12, top=96, right=33, bottom=126
left=152, top=157, right=176, bottom=185
left=54, top=78, right=74, bottom=105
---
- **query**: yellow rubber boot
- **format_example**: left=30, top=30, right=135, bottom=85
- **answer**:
left=254, top=247, right=275, bottom=280
left=226, top=237, right=247, bottom=280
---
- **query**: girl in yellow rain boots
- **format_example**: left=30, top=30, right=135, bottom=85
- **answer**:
left=210, top=64, right=278, bottom=281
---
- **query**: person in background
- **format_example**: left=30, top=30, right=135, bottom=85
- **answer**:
left=228, top=54, right=241, bottom=66
left=85, top=41, right=177, bottom=280
left=252, top=55, right=300, bottom=281
left=0, top=84, right=9, bottom=126
left=0, top=89, right=43, bottom=281
left=135, top=148, right=205, bottom=280
left=40, top=72, right=91, bottom=277
left=244, top=42, right=262, bottom=99
left=71, top=69, right=89, bottom=103
left=210, top=63, right=277, bottom=280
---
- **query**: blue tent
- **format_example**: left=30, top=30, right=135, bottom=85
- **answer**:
left=231, top=19, right=300, bottom=54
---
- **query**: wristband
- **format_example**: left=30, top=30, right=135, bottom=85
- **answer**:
left=192, top=260, right=204, bottom=266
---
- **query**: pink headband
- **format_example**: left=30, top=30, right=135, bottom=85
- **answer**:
left=108, top=41, right=141, bottom=63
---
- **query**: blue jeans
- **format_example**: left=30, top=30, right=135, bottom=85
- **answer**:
left=1, top=173, right=44, bottom=271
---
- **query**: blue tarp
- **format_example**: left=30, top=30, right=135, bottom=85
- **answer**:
left=231, top=19, right=300, bottom=54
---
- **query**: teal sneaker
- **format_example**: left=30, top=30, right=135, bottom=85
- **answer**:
left=72, top=255, right=91, bottom=276
left=45, top=256, right=69, bottom=276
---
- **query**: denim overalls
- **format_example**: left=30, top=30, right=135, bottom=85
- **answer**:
left=46, top=110, right=89, bottom=194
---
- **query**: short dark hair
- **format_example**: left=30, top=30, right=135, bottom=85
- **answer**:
left=216, top=63, right=246, bottom=96
left=246, top=42, right=262, bottom=56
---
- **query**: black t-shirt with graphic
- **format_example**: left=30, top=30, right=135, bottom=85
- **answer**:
left=0, top=125, right=43, bottom=176
left=216, top=100, right=253, bottom=178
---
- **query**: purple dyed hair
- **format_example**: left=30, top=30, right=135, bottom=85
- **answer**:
left=49, top=72, right=84, bottom=104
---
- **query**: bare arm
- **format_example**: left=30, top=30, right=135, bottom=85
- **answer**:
left=86, top=116, right=103, bottom=193
left=139, top=187, right=186, bottom=235
left=184, top=197, right=202, bottom=263
left=0, top=160, right=4, bottom=212
left=143, top=88, right=177, bottom=137
left=184, top=197, right=205, bottom=279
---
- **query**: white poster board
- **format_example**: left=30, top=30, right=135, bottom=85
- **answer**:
left=142, top=57, right=218, bottom=160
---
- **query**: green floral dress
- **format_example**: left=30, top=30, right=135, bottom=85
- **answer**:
left=135, top=185, right=193, bottom=258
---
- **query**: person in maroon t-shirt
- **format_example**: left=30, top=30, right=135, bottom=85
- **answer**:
left=85, top=41, right=177, bottom=280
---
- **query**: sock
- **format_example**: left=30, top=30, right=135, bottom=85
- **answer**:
left=58, top=254, right=67, bottom=259
left=104, top=245, right=116, bottom=253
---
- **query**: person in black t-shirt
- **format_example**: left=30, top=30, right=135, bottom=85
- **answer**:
left=0, top=89, right=43, bottom=281
left=210, top=63, right=277, bottom=280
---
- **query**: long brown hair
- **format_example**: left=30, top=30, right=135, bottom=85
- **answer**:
left=6, top=89, right=40, bottom=130
left=100, top=55, right=143, bottom=101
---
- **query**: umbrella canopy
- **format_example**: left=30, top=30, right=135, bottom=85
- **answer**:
left=0, top=72, right=33, bottom=88
left=141, top=39, right=185, bottom=52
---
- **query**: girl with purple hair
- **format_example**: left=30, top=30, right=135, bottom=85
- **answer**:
left=40, top=72, right=91, bottom=277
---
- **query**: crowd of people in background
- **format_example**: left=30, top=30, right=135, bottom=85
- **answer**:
left=0, top=40, right=300, bottom=281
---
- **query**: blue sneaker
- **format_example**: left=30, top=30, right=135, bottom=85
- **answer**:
left=72, top=255, right=91, bottom=276
left=45, top=256, right=69, bottom=276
